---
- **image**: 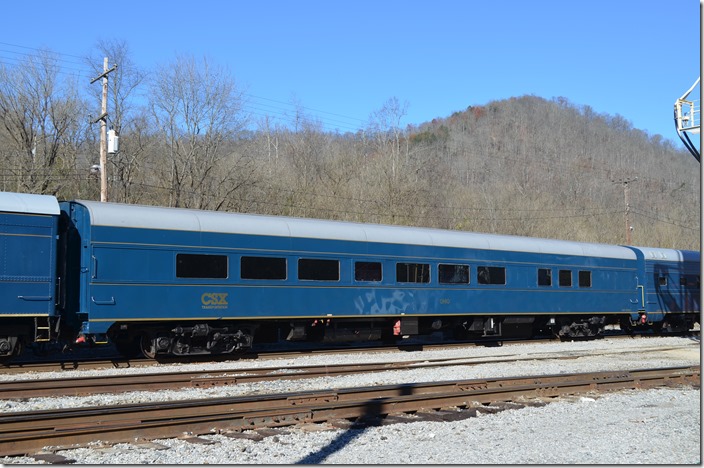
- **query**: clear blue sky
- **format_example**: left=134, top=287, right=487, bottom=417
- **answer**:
left=0, top=0, right=700, bottom=145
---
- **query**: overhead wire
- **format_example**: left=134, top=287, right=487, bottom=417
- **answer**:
left=0, top=41, right=368, bottom=132
left=0, top=41, right=698, bottom=231
left=630, top=208, right=700, bottom=232
left=0, top=41, right=86, bottom=61
left=116, top=180, right=624, bottom=224
left=35, top=155, right=693, bottom=230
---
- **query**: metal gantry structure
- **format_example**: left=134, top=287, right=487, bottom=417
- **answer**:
left=674, top=77, right=700, bottom=162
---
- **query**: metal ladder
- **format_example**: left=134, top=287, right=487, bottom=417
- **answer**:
left=34, top=316, right=54, bottom=342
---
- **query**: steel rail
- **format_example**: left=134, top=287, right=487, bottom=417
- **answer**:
left=0, top=344, right=694, bottom=399
left=0, top=340, right=514, bottom=374
left=0, top=366, right=698, bottom=457
left=6, top=331, right=683, bottom=374
left=0, top=354, right=542, bottom=399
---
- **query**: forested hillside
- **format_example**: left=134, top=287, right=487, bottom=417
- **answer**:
left=0, top=47, right=699, bottom=250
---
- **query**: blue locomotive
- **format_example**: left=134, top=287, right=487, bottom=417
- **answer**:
left=0, top=191, right=700, bottom=359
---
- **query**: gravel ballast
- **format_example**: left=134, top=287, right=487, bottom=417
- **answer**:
left=0, top=336, right=699, bottom=464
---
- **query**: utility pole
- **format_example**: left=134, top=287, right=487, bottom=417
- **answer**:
left=612, top=177, right=638, bottom=244
left=90, top=57, right=117, bottom=202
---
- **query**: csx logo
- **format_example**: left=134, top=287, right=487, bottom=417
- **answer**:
left=201, top=293, right=229, bottom=307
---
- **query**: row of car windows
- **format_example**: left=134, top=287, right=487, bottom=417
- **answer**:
left=658, top=275, right=701, bottom=288
left=175, top=253, right=593, bottom=287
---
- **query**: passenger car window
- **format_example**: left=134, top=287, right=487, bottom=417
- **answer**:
left=558, top=270, right=572, bottom=287
left=439, top=264, right=470, bottom=284
left=177, top=253, right=228, bottom=279
left=477, top=266, right=506, bottom=285
left=578, top=271, right=592, bottom=288
left=396, top=263, right=430, bottom=283
left=538, top=268, right=552, bottom=286
left=298, top=258, right=340, bottom=281
left=241, top=256, right=287, bottom=280
left=355, top=261, right=382, bottom=282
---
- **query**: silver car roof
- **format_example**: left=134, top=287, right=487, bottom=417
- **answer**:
left=75, top=200, right=637, bottom=260
left=0, top=191, right=60, bottom=215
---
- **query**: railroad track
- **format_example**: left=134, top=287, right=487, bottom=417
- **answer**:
left=4, top=331, right=694, bottom=375
left=0, top=366, right=698, bottom=458
left=0, top=340, right=527, bottom=374
left=0, top=344, right=696, bottom=400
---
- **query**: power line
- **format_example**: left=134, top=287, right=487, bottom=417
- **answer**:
left=0, top=57, right=93, bottom=80
left=630, top=208, right=701, bottom=232
left=0, top=44, right=698, bottom=225
left=125, top=181, right=626, bottom=223
left=242, top=103, right=361, bottom=133
left=120, top=160, right=625, bottom=215
left=245, top=93, right=367, bottom=128
left=0, top=41, right=86, bottom=61
left=0, top=41, right=369, bottom=133
left=0, top=168, right=697, bottom=232
left=0, top=49, right=88, bottom=69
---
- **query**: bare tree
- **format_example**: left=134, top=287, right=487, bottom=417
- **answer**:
left=366, top=97, right=409, bottom=180
left=0, top=50, right=86, bottom=196
left=149, top=54, right=249, bottom=209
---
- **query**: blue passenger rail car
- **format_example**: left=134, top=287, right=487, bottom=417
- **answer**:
left=58, top=199, right=680, bottom=358
left=628, top=247, right=700, bottom=329
left=0, top=192, right=60, bottom=358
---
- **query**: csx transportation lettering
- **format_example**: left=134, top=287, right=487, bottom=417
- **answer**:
left=201, top=293, right=229, bottom=309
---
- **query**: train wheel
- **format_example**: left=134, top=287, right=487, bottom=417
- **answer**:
left=0, top=339, right=22, bottom=363
left=139, top=334, right=158, bottom=359
left=114, top=335, right=141, bottom=358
